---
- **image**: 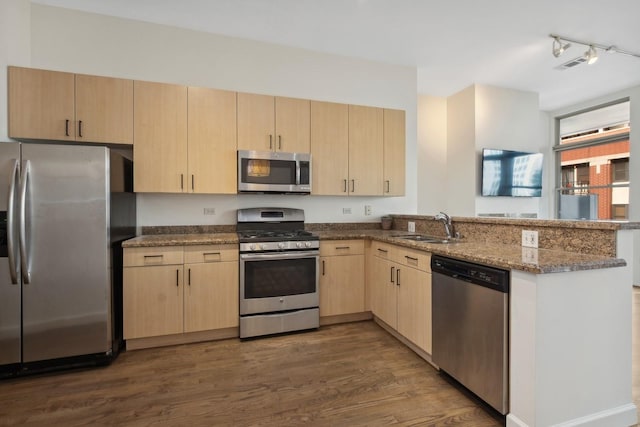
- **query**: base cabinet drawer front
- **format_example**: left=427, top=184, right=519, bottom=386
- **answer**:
left=124, top=247, right=184, bottom=267
left=123, top=265, right=184, bottom=339
left=184, top=262, right=239, bottom=332
left=319, top=254, right=365, bottom=317
left=397, top=248, right=431, bottom=273
left=319, top=240, right=365, bottom=257
left=184, top=245, right=238, bottom=264
left=371, top=241, right=396, bottom=261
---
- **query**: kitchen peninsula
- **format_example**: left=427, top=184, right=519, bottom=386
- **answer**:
left=123, top=216, right=640, bottom=427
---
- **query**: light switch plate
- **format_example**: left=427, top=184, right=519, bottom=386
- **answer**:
left=203, top=208, right=216, bottom=215
left=364, top=205, right=372, bottom=216
left=408, top=221, right=416, bottom=232
left=343, top=207, right=352, bottom=215
left=522, top=230, right=538, bottom=248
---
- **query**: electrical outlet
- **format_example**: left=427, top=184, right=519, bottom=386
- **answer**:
left=364, top=205, right=372, bottom=216
left=342, top=207, right=352, bottom=215
left=203, top=208, right=216, bottom=215
left=522, top=230, right=538, bottom=248
left=522, top=247, right=539, bottom=264
left=408, top=221, right=416, bottom=232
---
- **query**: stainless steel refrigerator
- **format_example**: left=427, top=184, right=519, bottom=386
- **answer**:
left=0, top=142, right=135, bottom=376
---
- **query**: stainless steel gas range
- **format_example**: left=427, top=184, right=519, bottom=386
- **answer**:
left=237, top=208, right=319, bottom=338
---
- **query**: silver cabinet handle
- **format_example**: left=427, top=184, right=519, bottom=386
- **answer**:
left=390, top=266, right=395, bottom=283
left=7, top=159, right=19, bottom=284
left=278, top=135, right=282, bottom=150
left=191, top=175, right=194, bottom=191
left=385, top=180, right=390, bottom=193
left=343, top=179, right=347, bottom=193
left=269, top=134, right=273, bottom=150
left=335, top=246, right=350, bottom=250
left=351, top=179, right=355, bottom=193
left=377, top=248, right=388, bottom=253
left=405, top=256, right=419, bottom=262
left=188, top=268, right=191, bottom=286
left=180, top=174, right=184, bottom=190
left=322, top=260, right=325, bottom=276
left=396, top=268, right=400, bottom=286
left=19, top=160, right=31, bottom=284
left=176, top=269, right=179, bottom=287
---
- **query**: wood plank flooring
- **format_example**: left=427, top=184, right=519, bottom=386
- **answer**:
left=0, top=287, right=638, bottom=426
left=0, top=321, right=501, bottom=427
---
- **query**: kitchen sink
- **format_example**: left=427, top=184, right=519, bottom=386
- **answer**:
left=395, top=235, right=453, bottom=244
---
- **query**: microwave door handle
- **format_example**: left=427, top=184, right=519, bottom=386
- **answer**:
left=7, top=159, right=19, bottom=284
left=296, top=163, right=301, bottom=185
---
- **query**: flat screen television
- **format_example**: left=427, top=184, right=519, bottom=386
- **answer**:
left=481, top=148, right=543, bottom=197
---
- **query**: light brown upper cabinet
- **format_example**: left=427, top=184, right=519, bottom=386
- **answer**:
left=133, top=81, right=188, bottom=193
left=348, top=105, right=384, bottom=196
left=383, top=109, right=406, bottom=196
left=8, top=66, right=133, bottom=144
left=310, top=101, right=349, bottom=195
left=187, top=86, right=237, bottom=194
left=237, top=93, right=310, bottom=153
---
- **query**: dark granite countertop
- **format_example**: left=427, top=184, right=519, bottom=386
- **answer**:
left=122, top=229, right=626, bottom=274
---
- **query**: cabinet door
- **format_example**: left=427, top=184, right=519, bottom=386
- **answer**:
left=8, top=67, right=75, bottom=141
left=371, top=258, right=397, bottom=328
left=348, top=105, right=383, bottom=195
left=75, top=74, right=133, bottom=145
left=133, top=81, right=188, bottom=192
left=275, top=97, right=310, bottom=152
left=383, top=108, right=405, bottom=196
left=123, top=265, right=184, bottom=339
left=397, top=267, right=431, bottom=353
left=184, top=261, right=239, bottom=332
left=237, top=92, right=275, bottom=151
left=310, top=101, right=349, bottom=195
left=319, top=255, right=365, bottom=317
left=187, top=87, right=237, bottom=194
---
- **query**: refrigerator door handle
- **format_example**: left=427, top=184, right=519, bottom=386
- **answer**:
left=7, top=159, right=20, bottom=284
left=19, top=160, right=31, bottom=284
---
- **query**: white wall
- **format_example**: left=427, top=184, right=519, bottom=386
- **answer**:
left=474, top=85, right=546, bottom=218
left=417, top=95, right=447, bottom=214
left=22, top=4, right=418, bottom=226
left=446, top=85, right=476, bottom=216
left=0, top=0, right=31, bottom=141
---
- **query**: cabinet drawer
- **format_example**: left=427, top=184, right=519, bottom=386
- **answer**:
left=396, top=247, right=431, bottom=272
left=123, top=246, right=184, bottom=267
left=320, top=240, right=365, bottom=256
left=184, top=245, right=238, bottom=264
left=371, top=241, right=395, bottom=260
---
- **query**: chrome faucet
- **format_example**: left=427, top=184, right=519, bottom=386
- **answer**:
left=434, top=212, right=454, bottom=240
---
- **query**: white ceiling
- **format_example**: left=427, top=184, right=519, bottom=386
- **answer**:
left=32, top=0, right=640, bottom=110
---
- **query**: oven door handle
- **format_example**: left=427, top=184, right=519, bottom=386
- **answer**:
left=241, top=251, right=319, bottom=261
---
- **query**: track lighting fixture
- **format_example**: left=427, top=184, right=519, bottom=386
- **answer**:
left=549, top=34, right=640, bottom=64
left=584, top=45, right=598, bottom=64
left=552, top=36, right=570, bottom=58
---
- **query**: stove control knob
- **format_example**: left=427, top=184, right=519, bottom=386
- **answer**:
left=296, top=242, right=303, bottom=248
left=250, top=244, right=256, bottom=251
left=278, top=242, right=286, bottom=249
left=305, top=241, right=312, bottom=248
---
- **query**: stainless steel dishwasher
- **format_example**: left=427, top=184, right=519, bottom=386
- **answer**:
left=431, top=255, right=509, bottom=415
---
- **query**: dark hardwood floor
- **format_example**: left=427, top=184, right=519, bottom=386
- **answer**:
left=0, top=321, right=502, bottom=426
left=0, top=288, right=638, bottom=427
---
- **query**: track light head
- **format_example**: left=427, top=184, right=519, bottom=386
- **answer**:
left=552, top=36, right=571, bottom=57
left=585, top=45, right=598, bottom=64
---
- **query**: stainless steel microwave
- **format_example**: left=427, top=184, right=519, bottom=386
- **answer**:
left=237, top=150, right=312, bottom=194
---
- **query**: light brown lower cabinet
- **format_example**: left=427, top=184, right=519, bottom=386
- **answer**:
left=319, top=240, right=365, bottom=317
left=370, top=242, right=432, bottom=354
left=123, top=245, right=238, bottom=341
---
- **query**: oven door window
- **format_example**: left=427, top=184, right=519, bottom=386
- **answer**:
left=241, top=159, right=296, bottom=185
left=244, top=256, right=316, bottom=298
